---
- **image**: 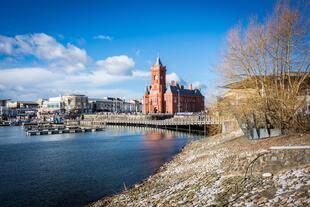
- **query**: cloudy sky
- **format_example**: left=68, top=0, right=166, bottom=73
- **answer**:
left=0, top=0, right=277, bottom=102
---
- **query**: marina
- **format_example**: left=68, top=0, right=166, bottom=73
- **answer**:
left=23, top=124, right=105, bottom=136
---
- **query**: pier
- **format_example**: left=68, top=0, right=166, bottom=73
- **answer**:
left=24, top=124, right=104, bottom=136
left=80, top=115, right=224, bottom=135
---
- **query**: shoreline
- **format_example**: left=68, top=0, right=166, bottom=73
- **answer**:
left=89, top=130, right=310, bottom=207
left=87, top=130, right=241, bottom=206
left=86, top=133, right=199, bottom=206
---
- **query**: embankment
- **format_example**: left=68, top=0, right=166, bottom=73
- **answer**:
left=89, top=130, right=310, bottom=207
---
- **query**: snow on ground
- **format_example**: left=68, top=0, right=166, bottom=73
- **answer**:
left=89, top=131, right=310, bottom=207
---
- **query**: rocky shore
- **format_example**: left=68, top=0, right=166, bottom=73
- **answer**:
left=90, top=130, right=310, bottom=207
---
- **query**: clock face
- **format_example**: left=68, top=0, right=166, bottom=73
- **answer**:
left=155, top=75, right=158, bottom=80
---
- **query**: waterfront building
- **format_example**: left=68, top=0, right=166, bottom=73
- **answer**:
left=143, top=57, right=205, bottom=114
left=6, top=101, right=39, bottom=119
left=88, top=98, right=142, bottom=113
left=102, top=97, right=125, bottom=113
left=0, top=99, right=10, bottom=119
left=38, top=95, right=141, bottom=115
left=124, top=99, right=143, bottom=113
left=88, top=98, right=106, bottom=113
left=38, top=94, right=88, bottom=116
left=62, top=94, right=88, bottom=114
left=130, top=99, right=143, bottom=113
left=37, top=97, right=65, bottom=116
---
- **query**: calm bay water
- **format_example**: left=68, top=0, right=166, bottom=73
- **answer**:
left=0, top=126, right=195, bottom=207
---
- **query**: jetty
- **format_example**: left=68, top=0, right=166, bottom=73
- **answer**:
left=0, top=121, right=11, bottom=126
left=24, top=124, right=104, bottom=136
left=80, top=114, right=226, bottom=135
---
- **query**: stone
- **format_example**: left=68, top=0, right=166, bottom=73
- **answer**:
left=262, top=172, right=273, bottom=178
left=271, top=156, right=278, bottom=161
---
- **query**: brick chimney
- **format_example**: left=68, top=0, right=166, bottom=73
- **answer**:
left=189, top=83, right=192, bottom=90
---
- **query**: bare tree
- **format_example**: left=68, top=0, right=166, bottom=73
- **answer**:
left=219, top=1, right=310, bottom=133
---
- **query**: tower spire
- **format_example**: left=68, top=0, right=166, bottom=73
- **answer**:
left=155, top=55, right=162, bottom=66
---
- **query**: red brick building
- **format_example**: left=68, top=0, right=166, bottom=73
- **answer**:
left=143, top=57, right=205, bottom=114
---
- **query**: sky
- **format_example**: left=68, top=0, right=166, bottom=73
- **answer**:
left=0, top=0, right=279, bottom=102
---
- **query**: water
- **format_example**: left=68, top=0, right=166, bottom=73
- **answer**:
left=0, top=126, right=196, bottom=207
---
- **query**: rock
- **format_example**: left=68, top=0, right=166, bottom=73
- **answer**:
left=262, top=172, right=272, bottom=178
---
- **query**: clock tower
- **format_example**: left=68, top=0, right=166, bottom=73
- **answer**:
left=143, top=56, right=205, bottom=114
left=151, top=56, right=166, bottom=95
left=143, top=56, right=166, bottom=113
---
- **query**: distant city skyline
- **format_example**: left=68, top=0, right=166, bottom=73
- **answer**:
left=0, top=0, right=278, bottom=102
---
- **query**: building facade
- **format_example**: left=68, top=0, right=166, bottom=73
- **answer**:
left=0, top=99, right=9, bottom=118
left=6, top=101, right=39, bottom=119
left=124, top=99, right=143, bottom=113
left=88, top=97, right=142, bottom=113
left=38, top=94, right=88, bottom=116
left=143, top=57, right=204, bottom=114
left=62, top=95, right=88, bottom=114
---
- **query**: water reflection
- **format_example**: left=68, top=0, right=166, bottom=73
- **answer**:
left=0, top=126, right=197, bottom=207
left=107, top=125, right=198, bottom=139
left=144, top=131, right=173, bottom=141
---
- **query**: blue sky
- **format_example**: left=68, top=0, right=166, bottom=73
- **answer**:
left=0, top=0, right=278, bottom=102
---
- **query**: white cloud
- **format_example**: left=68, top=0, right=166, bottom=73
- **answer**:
left=166, top=72, right=207, bottom=91
left=0, top=67, right=59, bottom=86
left=166, top=72, right=187, bottom=85
left=84, top=88, right=142, bottom=100
left=132, top=70, right=149, bottom=78
left=166, top=72, right=181, bottom=83
left=94, top=35, right=113, bottom=41
left=0, top=33, right=89, bottom=73
left=0, top=63, right=149, bottom=100
left=192, top=81, right=207, bottom=90
left=96, top=55, right=135, bottom=76
left=0, top=67, right=62, bottom=100
left=0, top=68, right=118, bottom=100
left=0, top=35, right=15, bottom=55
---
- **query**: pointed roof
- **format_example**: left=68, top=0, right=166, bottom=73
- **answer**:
left=155, top=56, right=162, bottom=66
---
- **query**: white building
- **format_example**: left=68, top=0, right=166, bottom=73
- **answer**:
left=5, top=101, right=39, bottom=119
left=88, top=97, right=142, bottom=113
left=38, top=95, right=88, bottom=115
left=124, top=99, right=142, bottom=113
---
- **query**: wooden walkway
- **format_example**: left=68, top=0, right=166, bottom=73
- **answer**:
left=104, top=119, right=221, bottom=126
left=80, top=117, right=222, bottom=135
left=81, top=117, right=221, bottom=126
